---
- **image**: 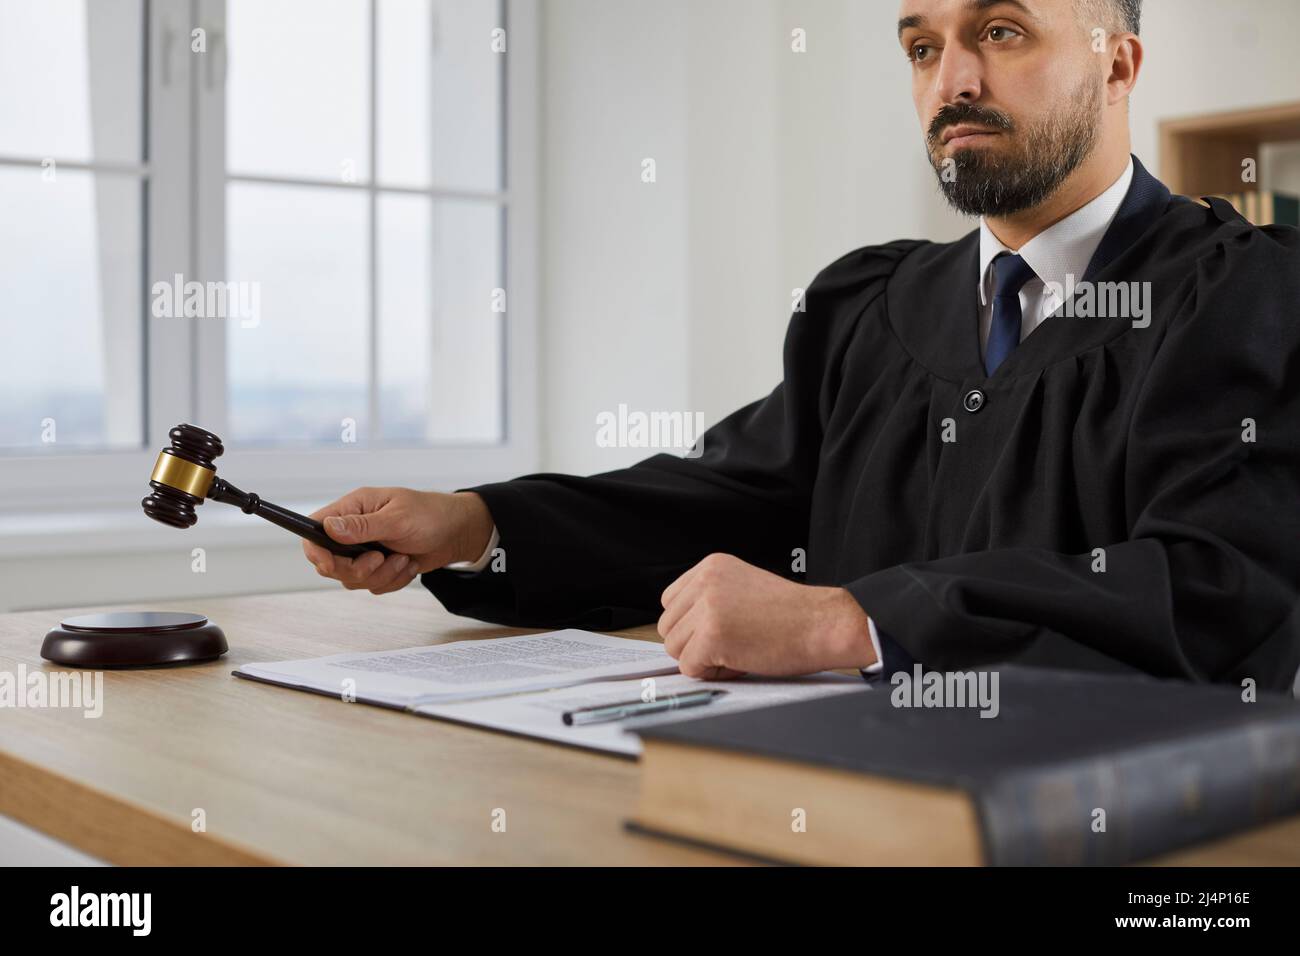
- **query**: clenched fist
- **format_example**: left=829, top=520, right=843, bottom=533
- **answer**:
left=657, top=553, right=877, bottom=679
left=302, top=487, right=494, bottom=595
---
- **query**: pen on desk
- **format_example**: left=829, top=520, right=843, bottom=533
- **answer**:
left=562, top=689, right=728, bottom=726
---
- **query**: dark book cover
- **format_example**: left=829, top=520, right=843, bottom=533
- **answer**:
left=634, top=667, right=1300, bottom=865
left=1270, top=191, right=1299, bottom=227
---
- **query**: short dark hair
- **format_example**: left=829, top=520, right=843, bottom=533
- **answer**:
left=1078, top=0, right=1141, bottom=35
left=1113, top=0, right=1141, bottom=34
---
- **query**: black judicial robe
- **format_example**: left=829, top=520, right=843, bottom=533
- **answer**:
left=424, top=155, right=1300, bottom=691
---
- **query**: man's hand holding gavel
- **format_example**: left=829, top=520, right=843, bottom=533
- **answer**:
left=302, top=488, right=495, bottom=594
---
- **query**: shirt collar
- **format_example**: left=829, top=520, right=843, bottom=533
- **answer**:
left=977, top=156, right=1135, bottom=307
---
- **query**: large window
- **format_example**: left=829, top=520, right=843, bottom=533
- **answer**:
left=0, top=0, right=536, bottom=514
left=0, top=0, right=146, bottom=451
left=223, top=0, right=506, bottom=446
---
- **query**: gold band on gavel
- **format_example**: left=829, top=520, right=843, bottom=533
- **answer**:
left=150, top=451, right=215, bottom=499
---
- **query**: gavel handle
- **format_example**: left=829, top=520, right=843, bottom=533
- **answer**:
left=264, top=505, right=396, bottom=560
left=208, top=480, right=394, bottom=559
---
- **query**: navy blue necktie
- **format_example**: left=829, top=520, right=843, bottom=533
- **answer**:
left=985, top=252, right=1038, bottom=376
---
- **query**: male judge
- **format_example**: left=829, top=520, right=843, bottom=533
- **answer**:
left=303, top=0, right=1300, bottom=691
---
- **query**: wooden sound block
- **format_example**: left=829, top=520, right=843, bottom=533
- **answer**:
left=41, top=611, right=228, bottom=669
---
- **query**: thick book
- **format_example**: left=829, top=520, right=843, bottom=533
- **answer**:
left=629, top=666, right=1300, bottom=865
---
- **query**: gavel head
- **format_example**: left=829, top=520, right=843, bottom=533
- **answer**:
left=141, top=423, right=225, bottom=529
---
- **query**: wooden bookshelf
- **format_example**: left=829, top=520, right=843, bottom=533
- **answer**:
left=1159, top=100, right=1300, bottom=198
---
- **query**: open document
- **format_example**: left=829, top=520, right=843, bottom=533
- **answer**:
left=415, top=672, right=870, bottom=757
left=234, top=630, right=679, bottom=707
left=234, top=629, right=870, bottom=757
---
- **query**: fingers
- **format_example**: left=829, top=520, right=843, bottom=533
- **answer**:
left=659, top=598, right=700, bottom=660
left=360, top=553, right=416, bottom=594
left=669, top=611, right=744, bottom=680
left=302, top=539, right=335, bottom=577
left=337, top=551, right=399, bottom=590
left=370, top=559, right=422, bottom=594
left=658, top=554, right=748, bottom=681
left=310, top=487, right=399, bottom=545
left=313, top=551, right=365, bottom=585
left=322, top=514, right=368, bottom=544
left=682, top=662, right=746, bottom=681
left=660, top=563, right=700, bottom=609
left=659, top=558, right=716, bottom=659
left=662, top=611, right=746, bottom=683
left=307, top=488, right=373, bottom=523
left=323, top=505, right=406, bottom=547
left=310, top=548, right=417, bottom=594
left=304, top=487, right=407, bottom=582
left=660, top=552, right=736, bottom=608
left=317, top=549, right=380, bottom=587
left=316, top=550, right=409, bottom=589
left=657, top=575, right=704, bottom=641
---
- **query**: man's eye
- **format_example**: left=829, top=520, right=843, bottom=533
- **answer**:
left=986, top=26, right=1020, bottom=42
left=909, top=44, right=933, bottom=63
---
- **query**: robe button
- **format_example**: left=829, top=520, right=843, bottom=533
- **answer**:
left=962, top=389, right=985, bottom=413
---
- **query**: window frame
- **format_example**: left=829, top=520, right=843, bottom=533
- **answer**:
left=0, top=0, right=539, bottom=517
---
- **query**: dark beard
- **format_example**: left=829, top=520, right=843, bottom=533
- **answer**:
left=927, top=78, right=1101, bottom=217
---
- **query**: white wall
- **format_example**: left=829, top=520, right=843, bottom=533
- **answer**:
left=537, top=0, right=692, bottom=476
left=540, top=0, right=957, bottom=474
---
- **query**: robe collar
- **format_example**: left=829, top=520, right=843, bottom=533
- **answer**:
left=886, top=153, right=1173, bottom=383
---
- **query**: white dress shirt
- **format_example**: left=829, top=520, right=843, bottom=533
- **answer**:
left=448, top=158, right=1137, bottom=674
left=977, top=157, right=1133, bottom=360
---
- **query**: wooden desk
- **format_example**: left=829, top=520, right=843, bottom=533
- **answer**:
left=0, top=587, right=735, bottom=865
left=1, top=586, right=1298, bottom=866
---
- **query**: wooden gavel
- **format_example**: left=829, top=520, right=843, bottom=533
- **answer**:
left=141, top=423, right=393, bottom=559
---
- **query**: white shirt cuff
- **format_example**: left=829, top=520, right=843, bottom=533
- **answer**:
left=862, top=616, right=883, bottom=675
left=444, top=525, right=499, bottom=573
